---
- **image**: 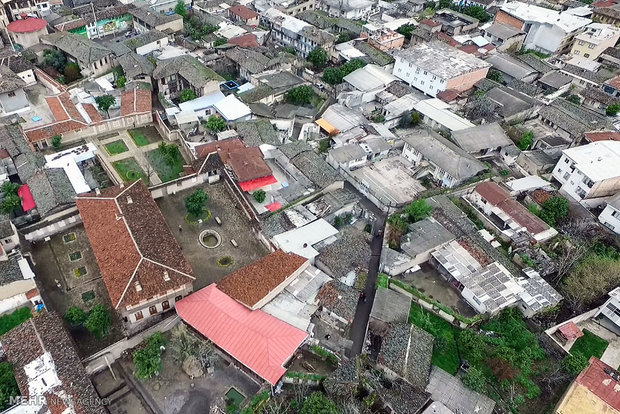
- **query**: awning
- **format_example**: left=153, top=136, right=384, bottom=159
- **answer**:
left=315, top=118, right=339, bottom=136
left=265, top=201, right=281, bottom=212
left=238, top=175, right=277, bottom=192
left=18, top=184, right=35, bottom=211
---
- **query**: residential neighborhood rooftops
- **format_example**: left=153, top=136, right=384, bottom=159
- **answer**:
left=401, top=217, right=455, bottom=259
left=76, top=180, right=194, bottom=309
left=451, top=123, right=512, bottom=153
left=195, top=138, right=246, bottom=162
left=129, top=6, right=183, bottom=27
left=229, top=5, right=259, bottom=20
left=117, top=52, right=155, bottom=79
left=561, top=140, right=620, bottom=181
left=227, top=146, right=272, bottom=182
left=1, top=311, right=106, bottom=414
left=120, top=88, right=152, bottom=116
left=176, top=284, right=307, bottom=385
left=395, top=41, right=491, bottom=80
left=500, top=2, right=591, bottom=33
left=484, top=22, right=524, bottom=39
left=41, top=31, right=112, bottom=64
left=316, top=279, right=359, bottom=322
left=217, top=250, right=308, bottom=309
left=0, top=66, right=25, bottom=94
left=124, top=29, right=167, bottom=50
left=26, top=169, right=76, bottom=217
left=152, top=55, right=224, bottom=88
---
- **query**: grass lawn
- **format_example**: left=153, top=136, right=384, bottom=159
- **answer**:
left=146, top=147, right=184, bottom=182
left=570, top=329, right=609, bottom=359
left=104, top=140, right=128, bottom=155
left=0, top=307, right=31, bottom=336
left=376, top=273, right=389, bottom=288
left=310, top=93, right=325, bottom=110
left=409, top=303, right=460, bottom=374
left=112, top=158, right=148, bottom=184
left=128, top=126, right=161, bottom=147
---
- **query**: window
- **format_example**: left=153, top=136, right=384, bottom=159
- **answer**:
left=612, top=210, right=620, bottom=219
left=607, top=303, right=620, bottom=318
left=578, top=40, right=585, bottom=46
left=574, top=50, right=580, bottom=55
left=588, top=43, right=595, bottom=49
left=563, top=172, right=570, bottom=180
left=430, top=85, right=433, bottom=90
left=175, top=295, right=182, bottom=302
left=557, top=168, right=562, bottom=173
left=564, top=158, right=569, bottom=163
left=162, top=300, right=170, bottom=310
left=421, top=81, right=425, bottom=85
left=135, top=311, right=143, bottom=320
left=472, top=296, right=482, bottom=306
left=584, top=53, right=590, bottom=58
left=149, top=306, right=157, bottom=315
left=423, top=71, right=427, bottom=75
left=7, top=91, right=15, bottom=97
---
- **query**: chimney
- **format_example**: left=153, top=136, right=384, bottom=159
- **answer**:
left=95, top=188, right=101, bottom=195
left=163, top=271, right=170, bottom=281
left=135, top=281, right=142, bottom=292
left=127, top=195, right=133, bottom=204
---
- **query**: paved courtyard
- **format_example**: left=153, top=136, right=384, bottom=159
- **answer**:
left=31, top=224, right=125, bottom=357
left=156, top=182, right=270, bottom=289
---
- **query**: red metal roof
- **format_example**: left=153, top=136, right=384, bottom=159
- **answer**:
left=559, top=321, right=583, bottom=341
left=7, top=17, right=47, bottom=33
left=238, top=175, right=277, bottom=192
left=18, top=184, right=35, bottom=211
left=576, top=357, right=620, bottom=410
left=176, top=284, right=307, bottom=385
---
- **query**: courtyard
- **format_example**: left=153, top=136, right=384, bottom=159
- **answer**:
left=156, top=182, right=270, bottom=289
left=31, top=225, right=125, bottom=357
left=89, top=125, right=188, bottom=186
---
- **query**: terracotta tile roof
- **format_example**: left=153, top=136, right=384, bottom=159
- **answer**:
left=576, top=357, right=620, bottom=410
left=585, top=131, right=620, bottom=142
left=120, top=88, right=153, bottom=116
left=218, top=250, right=308, bottom=309
left=558, top=321, right=583, bottom=341
left=76, top=180, right=194, bottom=309
left=82, top=103, right=103, bottom=123
left=1, top=311, right=106, bottom=414
left=227, top=146, right=273, bottom=182
left=437, top=32, right=459, bottom=47
left=7, top=17, right=47, bottom=33
left=228, top=33, right=260, bottom=48
left=229, top=5, right=259, bottom=20
left=606, top=75, right=620, bottom=89
left=437, top=89, right=460, bottom=103
left=55, top=18, right=87, bottom=31
left=176, top=284, right=307, bottom=385
left=195, top=138, right=245, bottom=163
left=421, top=18, right=441, bottom=27
left=474, top=181, right=551, bottom=236
left=25, top=288, right=39, bottom=299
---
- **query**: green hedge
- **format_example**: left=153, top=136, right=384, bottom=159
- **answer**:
left=310, top=345, right=339, bottom=366
left=285, top=371, right=327, bottom=381
left=0, top=307, right=32, bottom=336
left=389, top=278, right=483, bottom=325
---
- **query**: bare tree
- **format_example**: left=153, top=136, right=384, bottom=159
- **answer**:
left=551, top=220, right=593, bottom=285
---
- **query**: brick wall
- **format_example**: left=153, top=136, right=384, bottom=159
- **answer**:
left=494, top=10, right=525, bottom=30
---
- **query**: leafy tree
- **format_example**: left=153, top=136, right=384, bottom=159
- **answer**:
left=95, top=95, right=115, bottom=117
left=133, top=332, right=166, bottom=380
left=299, top=392, right=338, bottom=414
left=57, top=75, right=66, bottom=84
left=63, top=62, right=81, bottom=83
left=64, top=306, right=87, bottom=326
left=0, top=362, right=19, bottom=411
left=566, top=94, right=581, bottom=105
left=562, top=253, right=620, bottom=310
left=205, top=115, right=226, bottom=133
left=562, top=353, right=588, bottom=376
left=52, top=135, right=62, bottom=149
left=214, top=37, right=227, bottom=47
left=157, top=142, right=181, bottom=166
left=115, top=76, right=126, bottom=88
left=403, top=199, right=433, bottom=223
left=457, top=329, right=485, bottom=363
left=43, top=49, right=66, bottom=72
left=410, top=111, right=421, bottom=126
left=462, top=5, right=490, bottom=22
left=307, top=47, right=328, bottom=68
left=174, top=0, right=186, bottom=17
left=437, top=0, right=452, bottom=8
left=518, top=130, right=533, bottom=150
left=1, top=182, right=19, bottom=196
left=0, top=194, right=20, bottom=215
left=537, top=196, right=569, bottom=227
left=333, top=216, right=343, bottom=229
left=286, top=85, right=313, bottom=105
left=185, top=188, right=208, bottom=216
left=179, top=88, right=196, bottom=103
left=336, top=32, right=350, bottom=43
left=283, top=46, right=296, bottom=55
left=487, top=69, right=504, bottom=83
left=322, top=67, right=343, bottom=85
left=318, top=139, right=330, bottom=153
left=396, top=23, right=415, bottom=38
left=462, top=366, right=486, bottom=392
left=606, top=103, right=620, bottom=116
left=253, top=189, right=266, bottom=203
left=84, top=304, right=111, bottom=339
left=341, top=59, right=365, bottom=77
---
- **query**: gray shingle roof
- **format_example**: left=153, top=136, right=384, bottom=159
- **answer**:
left=0, top=214, right=13, bottom=239
left=487, top=53, right=537, bottom=81
left=317, top=226, right=371, bottom=279
left=0, top=256, right=24, bottom=286
left=129, top=6, right=182, bottom=28
left=41, top=32, right=112, bottom=65
left=279, top=142, right=341, bottom=189
left=400, top=129, right=486, bottom=180
left=401, top=217, right=455, bottom=259
left=235, top=119, right=280, bottom=146
left=426, top=366, right=496, bottom=414
left=0, top=125, right=45, bottom=182
left=124, top=30, right=167, bottom=51
left=0, top=66, right=25, bottom=93
left=451, top=122, right=512, bottom=153
left=27, top=169, right=76, bottom=217
left=538, top=100, right=608, bottom=138
left=152, top=55, right=224, bottom=87
left=117, top=52, right=154, bottom=79
left=486, top=86, right=536, bottom=118
left=225, top=47, right=270, bottom=74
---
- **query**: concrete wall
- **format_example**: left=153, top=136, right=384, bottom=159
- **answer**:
left=445, top=67, right=490, bottom=93
left=494, top=10, right=525, bottom=31
left=135, top=37, right=168, bottom=56
left=122, top=283, right=192, bottom=325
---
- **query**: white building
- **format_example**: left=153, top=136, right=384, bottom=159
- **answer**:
left=495, top=2, right=591, bottom=55
left=318, top=0, right=373, bottom=20
left=392, top=41, right=491, bottom=97
left=0, top=254, right=42, bottom=316
left=594, top=288, right=620, bottom=335
left=570, top=23, right=620, bottom=60
left=551, top=141, right=620, bottom=206
left=599, top=193, right=620, bottom=234
left=414, top=98, right=475, bottom=132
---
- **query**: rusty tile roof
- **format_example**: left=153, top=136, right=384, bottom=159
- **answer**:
left=76, top=180, right=194, bottom=309
left=575, top=357, right=620, bottom=410
left=585, top=131, right=620, bottom=142
left=229, top=5, right=258, bottom=20
left=195, top=138, right=245, bottom=163
left=218, top=249, right=308, bottom=309
left=82, top=103, right=103, bottom=123
left=1, top=311, right=106, bottom=414
left=227, top=146, right=273, bottom=182
left=120, top=88, right=152, bottom=116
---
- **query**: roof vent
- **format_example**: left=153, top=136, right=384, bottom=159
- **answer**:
left=120, top=183, right=125, bottom=188
left=95, top=188, right=101, bottom=195
left=135, top=281, right=142, bottom=292
left=127, top=195, right=133, bottom=204
left=303, top=243, right=308, bottom=248
left=163, top=271, right=170, bottom=281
